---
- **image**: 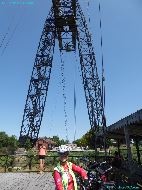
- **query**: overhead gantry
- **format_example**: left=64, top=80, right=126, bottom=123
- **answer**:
left=19, top=0, right=105, bottom=146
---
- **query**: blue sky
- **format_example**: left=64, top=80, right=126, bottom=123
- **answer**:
left=0, top=0, right=142, bottom=142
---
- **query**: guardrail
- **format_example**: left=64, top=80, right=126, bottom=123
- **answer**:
left=0, top=153, right=113, bottom=172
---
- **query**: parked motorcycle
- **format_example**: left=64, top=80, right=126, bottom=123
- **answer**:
left=77, top=158, right=116, bottom=189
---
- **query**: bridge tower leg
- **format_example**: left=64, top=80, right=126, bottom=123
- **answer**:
left=76, top=0, right=103, bottom=130
left=19, top=8, right=56, bottom=145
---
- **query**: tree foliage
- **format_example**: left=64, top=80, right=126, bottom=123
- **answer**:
left=0, top=132, right=18, bottom=154
left=73, top=128, right=113, bottom=149
left=49, top=136, right=69, bottom=146
left=24, top=139, right=32, bottom=151
left=73, top=129, right=96, bottom=149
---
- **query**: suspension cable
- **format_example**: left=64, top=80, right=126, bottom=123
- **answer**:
left=0, top=15, right=14, bottom=49
left=86, top=0, right=90, bottom=22
left=87, top=0, right=106, bottom=114
left=1, top=10, right=25, bottom=56
left=98, top=1, right=107, bottom=157
left=98, top=2, right=106, bottom=119
left=86, top=0, right=92, bottom=36
left=48, top=73, right=60, bottom=134
left=1, top=21, right=20, bottom=56
left=59, top=50, right=69, bottom=142
left=73, top=48, right=85, bottom=141
left=73, top=51, right=77, bottom=141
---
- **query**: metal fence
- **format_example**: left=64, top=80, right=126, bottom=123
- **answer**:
left=0, top=153, right=113, bottom=172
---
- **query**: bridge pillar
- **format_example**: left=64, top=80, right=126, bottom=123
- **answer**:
left=124, top=126, right=132, bottom=169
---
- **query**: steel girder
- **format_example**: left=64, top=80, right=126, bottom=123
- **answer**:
left=19, top=0, right=104, bottom=145
left=76, top=1, right=103, bottom=130
left=52, top=0, right=77, bottom=51
left=19, top=8, right=56, bottom=145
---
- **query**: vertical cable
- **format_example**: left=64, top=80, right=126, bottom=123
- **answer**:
left=86, top=0, right=92, bottom=37
left=73, top=51, right=77, bottom=141
left=59, top=50, right=69, bottom=142
left=99, top=2, right=106, bottom=120
left=99, top=1, right=107, bottom=157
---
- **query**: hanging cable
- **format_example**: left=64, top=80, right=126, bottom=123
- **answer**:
left=98, top=2, right=106, bottom=119
left=86, top=0, right=93, bottom=37
left=73, top=51, right=77, bottom=141
left=1, top=21, right=19, bottom=56
left=48, top=76, right=59, bottom=134
left=0, top=15, right=14, bottom=49
left=0, top=26, right=10, bottom=49
left=87, top=0, right=90, bottom=23
left=59, top=50, right=69, bottom=142
left=98, top=1, right=107, bottom=157
left=73, top=49, right=84, bottom=141
left=1, top=10, right=25, bottom=56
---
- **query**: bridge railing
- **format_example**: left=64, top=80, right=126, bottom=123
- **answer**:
left=0, top=152, right=113, bottom=172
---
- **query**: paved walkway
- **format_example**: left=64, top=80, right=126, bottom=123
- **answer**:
left=0, top=173, right=55, bottom=190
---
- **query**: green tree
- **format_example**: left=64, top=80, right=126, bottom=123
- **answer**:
left=51, top=136, right=60, bottom=146
left=0, top=132, right=9, bottom=148
left=48, top=136, right=70, bottom=146
left=73, top=129, right=96, bottom=149
left=7, top=135, right=19, bottom=154
left=24, top=139, right=32, bottom=151
left=0, top=132, right=18, bottom=154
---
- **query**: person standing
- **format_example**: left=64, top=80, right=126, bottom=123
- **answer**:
left=54, top=145, right=88, bottom=190
left=38, top=144, right=47, bottom=174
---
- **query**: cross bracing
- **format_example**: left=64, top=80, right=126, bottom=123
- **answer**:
left=19, top=0, right=104, bottom=145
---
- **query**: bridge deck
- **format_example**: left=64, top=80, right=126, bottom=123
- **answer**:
left=0, top=173, right=55, bottom=190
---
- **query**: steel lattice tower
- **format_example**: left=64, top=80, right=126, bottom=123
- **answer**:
left=19, top=0, right=105, bottom=145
